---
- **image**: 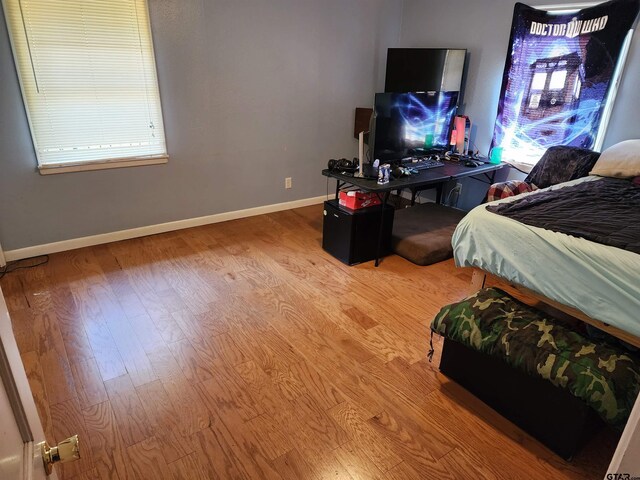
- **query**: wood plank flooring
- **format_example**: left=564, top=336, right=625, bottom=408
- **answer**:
left=1, top=205, right=618, bottom=479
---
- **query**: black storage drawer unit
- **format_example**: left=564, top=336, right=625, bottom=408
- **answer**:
left=322, top=200, right=394, bottom=265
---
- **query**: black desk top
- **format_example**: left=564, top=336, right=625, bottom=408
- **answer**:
left=322, top=161, right=505, bottom=193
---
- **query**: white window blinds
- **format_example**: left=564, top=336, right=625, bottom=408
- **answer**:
left=3, top=0, right=167, bottom=171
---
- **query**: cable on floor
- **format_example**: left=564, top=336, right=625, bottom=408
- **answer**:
left=0, top=255, right=49, bottom=280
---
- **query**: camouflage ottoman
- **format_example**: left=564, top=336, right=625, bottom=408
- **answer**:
left=430, top=287, right=640, bottom=459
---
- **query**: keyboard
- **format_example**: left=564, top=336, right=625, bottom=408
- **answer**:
left=403, top=157, right=445, bottom=170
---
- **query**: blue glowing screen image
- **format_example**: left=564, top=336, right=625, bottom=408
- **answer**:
left=373, top=91, right=458, bottom=162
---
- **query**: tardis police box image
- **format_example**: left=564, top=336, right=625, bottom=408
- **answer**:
left=520, top=52, right=583, bottom=145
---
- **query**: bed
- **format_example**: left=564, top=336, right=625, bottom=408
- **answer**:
left=452, top=173, right=640, bottom=346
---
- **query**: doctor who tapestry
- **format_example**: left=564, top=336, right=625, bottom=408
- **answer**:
left=491, top=0, right=640, bottom=169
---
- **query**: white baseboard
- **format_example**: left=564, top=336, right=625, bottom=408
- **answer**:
left=4, top=195, right=328, bottom=262
left=0, top=245, right=6, bottom=267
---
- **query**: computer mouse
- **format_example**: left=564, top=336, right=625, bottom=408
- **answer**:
left=464, top=160, right=479, bottom=168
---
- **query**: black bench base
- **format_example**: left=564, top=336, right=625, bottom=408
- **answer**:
left=440, top=337, right=603, bottom=460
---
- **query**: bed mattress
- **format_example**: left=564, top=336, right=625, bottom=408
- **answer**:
left=452, top=176, right=640, bottom=338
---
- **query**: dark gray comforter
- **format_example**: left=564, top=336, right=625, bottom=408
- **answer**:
left=486, top=177, right=640, bottom=254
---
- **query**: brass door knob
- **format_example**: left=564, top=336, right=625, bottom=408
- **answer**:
left=42, top=435, right=80, bottom=474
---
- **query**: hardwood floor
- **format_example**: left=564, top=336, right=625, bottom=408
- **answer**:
left=1, top=205, right=618, bottom=479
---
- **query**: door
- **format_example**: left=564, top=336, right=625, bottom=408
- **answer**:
left=608, top=392, right=640, bottom=476
left=0, top=286, right=56, bottom=480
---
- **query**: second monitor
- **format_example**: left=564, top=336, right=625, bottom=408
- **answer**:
left=370, top=91, right=459, bottom=164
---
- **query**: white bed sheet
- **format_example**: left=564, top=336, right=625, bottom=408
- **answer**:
left=453, top=176, right=640, bottom=338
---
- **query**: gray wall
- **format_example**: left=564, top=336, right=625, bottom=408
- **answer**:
left=398, top=0, right=640, bottom=210
left=0, top=0, right=402, bottom=251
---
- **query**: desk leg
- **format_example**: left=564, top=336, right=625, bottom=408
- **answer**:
left=436, top=184, right=444, bottom=204
left=335, top=180, right=342, bottom=200
left=481, top=170, right=499, bottom=203
left=411, top=189, right=417, bottom=206
left=375, top=191, right=391, bottom=267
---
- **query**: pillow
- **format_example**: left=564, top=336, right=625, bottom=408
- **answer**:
left=486, top=180, right=537, bottom=202
left=590, top=139, right=640, bottom=178
left=525, top=145, right=600, bottom=189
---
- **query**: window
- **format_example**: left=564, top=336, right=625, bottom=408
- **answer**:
left=531, top=72, right=548, bottom=91
left=3, top=0, right=167, bottom=174
left=549, top=70, right=567, bottom=90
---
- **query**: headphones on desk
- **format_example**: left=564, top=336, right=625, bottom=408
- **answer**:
left=328, top=157, right=358, bottom=172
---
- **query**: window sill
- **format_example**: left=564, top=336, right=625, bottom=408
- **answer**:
left=38, top=156, right=168, bottom=175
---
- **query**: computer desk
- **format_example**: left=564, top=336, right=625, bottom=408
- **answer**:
left=321, top=161, right=505, bottom=266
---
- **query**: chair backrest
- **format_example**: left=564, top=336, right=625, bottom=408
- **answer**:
left=525, top=146, right=601, bottom=189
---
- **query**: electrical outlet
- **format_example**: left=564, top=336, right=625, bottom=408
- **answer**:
left=285, top=177, right=292, bottom=189
left=456, top=182, right=463, bottom=196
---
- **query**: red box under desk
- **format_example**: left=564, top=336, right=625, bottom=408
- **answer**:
left=338, top=190, right=381, bottom=210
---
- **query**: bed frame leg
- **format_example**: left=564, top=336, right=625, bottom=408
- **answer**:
left=469, top=269, right=487, bottom=295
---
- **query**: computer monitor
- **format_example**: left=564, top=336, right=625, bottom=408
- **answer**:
left=370, top=91, right=459, bottom=163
